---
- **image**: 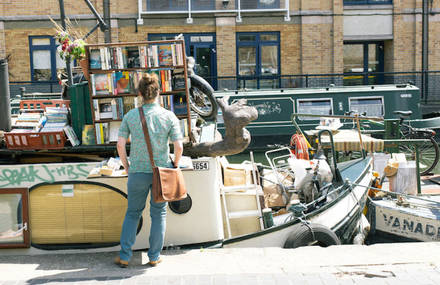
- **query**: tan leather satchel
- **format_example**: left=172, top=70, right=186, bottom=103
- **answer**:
left=139, top=107, right=187, bottom=203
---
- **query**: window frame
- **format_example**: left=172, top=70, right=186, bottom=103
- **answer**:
left=236, top=32, right=281, bottom=89
left=343, top=41, right=384, bottom=85
left=0, top=188, right=30, bottom=249
left=344, top=0, right=392, bottom=5
left=296, top=98, right=334, bottom=121
left=146, top=0, right=188, bottom=11
left=348, top=96, right=385, bottom=117
left=29, top=35, right=59, bottom=82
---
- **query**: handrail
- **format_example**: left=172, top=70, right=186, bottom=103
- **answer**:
left=291, top=113, right=384, bottom=122
left=317, top=129, right=344, bottom=183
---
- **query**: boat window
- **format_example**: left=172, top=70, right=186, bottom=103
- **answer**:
left=169, top=194, right=192, bottom=214
left=0, top=188, right=30, bottom=249
left=349, top=97, right=384, bottom=117
left=297, top=99, right=333, bottom=120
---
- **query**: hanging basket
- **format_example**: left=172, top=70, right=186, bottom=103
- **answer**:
left=79, top=58, right=90, bottom=81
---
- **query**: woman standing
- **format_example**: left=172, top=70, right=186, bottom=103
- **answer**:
left=115, top=73, right=183, bottom=267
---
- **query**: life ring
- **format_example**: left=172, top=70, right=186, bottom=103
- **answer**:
left=290, top=134, right=309, bottom=160
left=283, top=223, right=341, bottom=248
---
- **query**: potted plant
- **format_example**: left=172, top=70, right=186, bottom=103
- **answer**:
left=50, top=17, right=89, bottom=80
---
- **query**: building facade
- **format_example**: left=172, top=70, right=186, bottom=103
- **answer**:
left=1, top=0, right=440, bottom=102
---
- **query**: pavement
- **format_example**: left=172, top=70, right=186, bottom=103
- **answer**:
left=0, top=242, right=440, bottom=284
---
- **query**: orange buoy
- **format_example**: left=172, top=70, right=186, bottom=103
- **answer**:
left=290, top=134, right=309, bottom=160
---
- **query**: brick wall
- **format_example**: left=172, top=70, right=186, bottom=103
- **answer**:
left=2, top=0, right=440, bottom=91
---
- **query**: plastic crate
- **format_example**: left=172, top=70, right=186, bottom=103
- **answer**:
left=20, top=99, right=70, bottom=111
left=4, top=131, right=67, bottom=150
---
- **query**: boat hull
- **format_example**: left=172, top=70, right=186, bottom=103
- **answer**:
left=223, top=157, right=372, bottom=248
left=368, top=196, right=440, bottom=242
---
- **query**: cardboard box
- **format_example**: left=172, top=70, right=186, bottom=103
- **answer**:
left=223, top=163, right=254, bottom=186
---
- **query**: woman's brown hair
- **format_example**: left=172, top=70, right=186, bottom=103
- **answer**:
left=138, top=73, right=160, bottom=103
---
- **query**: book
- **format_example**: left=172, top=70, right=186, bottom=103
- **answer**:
left=173, top=93, right=187, bottom=115
left=63, top=125, right=80, bottom=146
left=157, top=44, right=173, bottom=66
left=109, top=121, right=121, bottom=142
left=126, top=46, right=140, bottom=68
left=89, top=49, right=102, bottom=69
left=98, top=101, right=113, bottom=120
left=91, top=73, right=111, bottom=95
left=115, top=71, right=131, bottom=94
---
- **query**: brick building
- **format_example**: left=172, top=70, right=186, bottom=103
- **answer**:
left=1, top=0, right=439, bottom=102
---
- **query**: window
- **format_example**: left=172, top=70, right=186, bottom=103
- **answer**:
left=29, top=36, right=67, bottom=82
left=149, top=33, right=218, bottom=89
left=147, top=0, right=188, bottom=11
left=297, top=99, right=333, bottom=120
left=0, top=188, right=30, bottom=249
left=344, top=0, right=392, bottom=4
left=238, top=0, right=280, bottom=9
left=237, top=32, right=280, bottom=89
left=349, top=97, right=384, bottom=117
left=191, top=0, right=215, bottom=11
left=343, top=42, right=384, bottom=86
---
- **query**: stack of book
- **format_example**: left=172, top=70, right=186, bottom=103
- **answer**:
left=40, top=107, right=68, bottom=132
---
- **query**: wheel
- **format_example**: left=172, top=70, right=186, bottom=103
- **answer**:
left=283, top=223, right=341, bottom=248
left=189, top=74, right=218, bottom=121
left=399, top=136, right=440, bottom=175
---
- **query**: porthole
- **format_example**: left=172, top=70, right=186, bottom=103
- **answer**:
left=169, top=194, right=192, bottom=214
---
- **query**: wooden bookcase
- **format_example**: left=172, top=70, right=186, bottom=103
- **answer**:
left=84, top=39, right=192, bottom=144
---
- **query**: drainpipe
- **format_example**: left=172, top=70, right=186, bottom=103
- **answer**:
left=422, top=0, right=429, bottom=102
left=58, top=0, right=73, bottom=86
left=0, top=58, right=11, bottom=131
left=103, top=0, right=111, bottom=43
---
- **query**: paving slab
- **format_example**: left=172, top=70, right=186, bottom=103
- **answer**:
left=0, top=242, right=439, bottom=284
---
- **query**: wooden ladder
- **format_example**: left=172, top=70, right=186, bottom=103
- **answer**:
left=220, top=151, right=264, bottom=238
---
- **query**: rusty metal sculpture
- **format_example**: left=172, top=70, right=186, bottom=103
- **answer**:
left=183, top=96, right=258, bottom=158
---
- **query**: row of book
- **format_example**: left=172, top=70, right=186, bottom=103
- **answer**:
left=89, top=43, right=184, bottom=70
left=95, top=121, right=122, bottom=144
left=93, top=94, right=188, bottom=122
left=93, top=97, right=135, bottom=121
left=94, top=119, right=189, bottom=145
left=90, top=70, right=185, bottom=96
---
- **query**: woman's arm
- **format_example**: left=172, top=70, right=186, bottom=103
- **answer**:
left=117, top=136, right=129, bottom=172
left=173, top=139, right=183, bottom=168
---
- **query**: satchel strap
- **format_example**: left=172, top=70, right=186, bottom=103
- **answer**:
left=138, top=106, right=156, bottom=168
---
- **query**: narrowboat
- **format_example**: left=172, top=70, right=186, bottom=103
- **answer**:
left=215, top=84, right=440, bottom=150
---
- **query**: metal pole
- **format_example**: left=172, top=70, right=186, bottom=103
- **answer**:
left=422, top=0, right=429, bottom=102
left=58, top=0, right=73, bottom=86
left=103, top=0, right=111, bottom=43
left=0, top=58, right=11, bottom=131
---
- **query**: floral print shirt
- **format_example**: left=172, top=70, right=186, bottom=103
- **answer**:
left=118, top=102, right=183, bottom=173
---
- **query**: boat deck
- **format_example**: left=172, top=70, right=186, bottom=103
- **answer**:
left=420, top=175, right=440, bottom=195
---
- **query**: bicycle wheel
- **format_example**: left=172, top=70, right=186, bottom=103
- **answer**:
left=399, top=136, right=440, bottom=175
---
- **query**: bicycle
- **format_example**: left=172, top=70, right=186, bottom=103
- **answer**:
left=361, top=110, right=439, bottom=176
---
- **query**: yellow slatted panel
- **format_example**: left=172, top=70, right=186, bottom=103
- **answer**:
left=30, top=184, right=126, bottom=244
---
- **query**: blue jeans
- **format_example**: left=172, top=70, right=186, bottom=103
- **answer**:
left=119, top=172, right=167, bottom=262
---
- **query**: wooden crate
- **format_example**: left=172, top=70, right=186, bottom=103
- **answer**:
left=19, top=99, right=70, bottom=111
left=4, top=131, right=67, bottom=150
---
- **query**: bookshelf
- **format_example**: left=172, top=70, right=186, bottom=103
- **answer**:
left=84, top=40, right=192, bottom=144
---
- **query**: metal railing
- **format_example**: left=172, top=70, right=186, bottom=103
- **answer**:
left=9, top=71, right=440, bottom=103
left=137, top=0, right=290, bottom=24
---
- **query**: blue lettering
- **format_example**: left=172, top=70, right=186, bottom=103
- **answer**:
left=392, top=217, right=401, bottom=228
left=403, top=220, right=414, bottom=232
left=426, top=225, right=436, bottom=236
left=414, top=223, right=423, bottom=234
left=383, top=214, right=393, bottom=226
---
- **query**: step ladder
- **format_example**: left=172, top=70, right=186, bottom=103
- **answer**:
left=220, top=151, right=264, bottom=238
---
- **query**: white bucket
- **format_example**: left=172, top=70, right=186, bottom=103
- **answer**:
left=389, top=161, right=417, bottom=195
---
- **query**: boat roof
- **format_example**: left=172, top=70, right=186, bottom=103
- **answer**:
left=214, top=84, right=419, bottom=97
